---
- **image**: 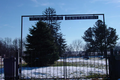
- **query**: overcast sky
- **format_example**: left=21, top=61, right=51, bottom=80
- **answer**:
left=0, top=0, right=120, bottom=45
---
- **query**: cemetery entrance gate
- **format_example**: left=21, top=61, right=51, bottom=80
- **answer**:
left=19, top=14, right=109, bottom=79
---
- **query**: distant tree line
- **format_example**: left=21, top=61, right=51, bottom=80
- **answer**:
left=0, top=37, right=25, bottom=58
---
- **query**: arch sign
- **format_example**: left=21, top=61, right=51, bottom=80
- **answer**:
left=29, top=14, right=98, bottom=21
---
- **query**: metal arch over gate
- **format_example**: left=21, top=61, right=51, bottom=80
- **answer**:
left=20, top=14, right=108, bottom=79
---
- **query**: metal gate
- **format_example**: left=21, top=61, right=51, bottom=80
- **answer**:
left=0, top=14, right=110, bottom=80
left=19, top=14, right=108, bottom=80
left=0, top=51, right=109, bottom=80
left=19, top=53, right=109, bottom=80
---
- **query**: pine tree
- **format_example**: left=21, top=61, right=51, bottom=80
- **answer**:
left=57, top=33, right=67, bottom=56
left=42, top=7, right=66, bottom=56
left=23, top=21, right=59, bottom=67
left=82, top=20, right=119, bottom=54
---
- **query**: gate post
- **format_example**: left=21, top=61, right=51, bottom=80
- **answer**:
left=16, top=50, right=19, bottom=80
left=4, top=57, right=16, bottom=80
left=109, top=49, right=115, bottom=80
left=109, top=49, right=120, bottom=80
left=4, top=51, right=19, bottom=80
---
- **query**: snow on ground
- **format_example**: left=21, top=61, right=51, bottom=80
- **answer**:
left=0, top=66, right=106, bottom=79
left=58, top=57, right=108, bottom=65
left=21, top=66, right=106, bottom=79
left=0, top=57, right=108, bottom=79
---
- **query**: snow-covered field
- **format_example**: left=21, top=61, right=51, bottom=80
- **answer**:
left=0, top=57, right=108, bottom=79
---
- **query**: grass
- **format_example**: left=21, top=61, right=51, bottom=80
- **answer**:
left=20, top=60, right=107, bottom=70
left=0, top=62, right=28, bottom=68
left=52, top=61, right=77, bottom=66
left=0, top=65, right=3, bottom=68
left=86, top=73, right=106, bottom=78
left=21, top=63, right=28, bottom=67
left=51, top=61, right=106, bottom=69
left=86, top=73, right=107, bottom=80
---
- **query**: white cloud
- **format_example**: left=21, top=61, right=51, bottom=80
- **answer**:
left=59, top=3, right=65, bottom=6
left=90, top=0, right=120, bottom=7
left=0, top=25, right=2, bottom=28
left=41, top=2, right=53, bottom=6
left=84, top=10, right=104, bottom=14
left=108, top=15, right=120, bottom=18
left=91, top=0, right=120, bottom=4
left=90, top=0, right=106, bottom=3
left=117, top=5, right=120, bottom=7
left=31, top=0, right=54, bottom=7
left=58, top=3, right=68, bottom=12
left=106, top=0, right=120, bottom=4
left=3, top=24, right=14, bottom=28
left=3, top=24, right=8, bottom=27
left=0, top=24, right=8, bottom=28
left=59, top=3, right=76, bottom=13
left=31, top=0, right=38, bottom=3
left=18, top=4, right=24, bottom=7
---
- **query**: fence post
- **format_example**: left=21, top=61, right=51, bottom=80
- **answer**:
left=63, top=54, right=67, bottom=79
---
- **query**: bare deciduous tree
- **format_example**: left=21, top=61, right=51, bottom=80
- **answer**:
left=65, top=44, right=74, bottom=54
left=72, top=39, right=83, bottom=51
left=65, top=39, right=84, bottom=55
left=0, top=37, right=26, bottom=58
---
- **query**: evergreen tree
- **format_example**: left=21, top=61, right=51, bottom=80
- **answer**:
left=57, top=33, right=67, bottom=56
left=42, top=7, right=66, bottom=56
left=23, top=21, right=59, bottom=67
